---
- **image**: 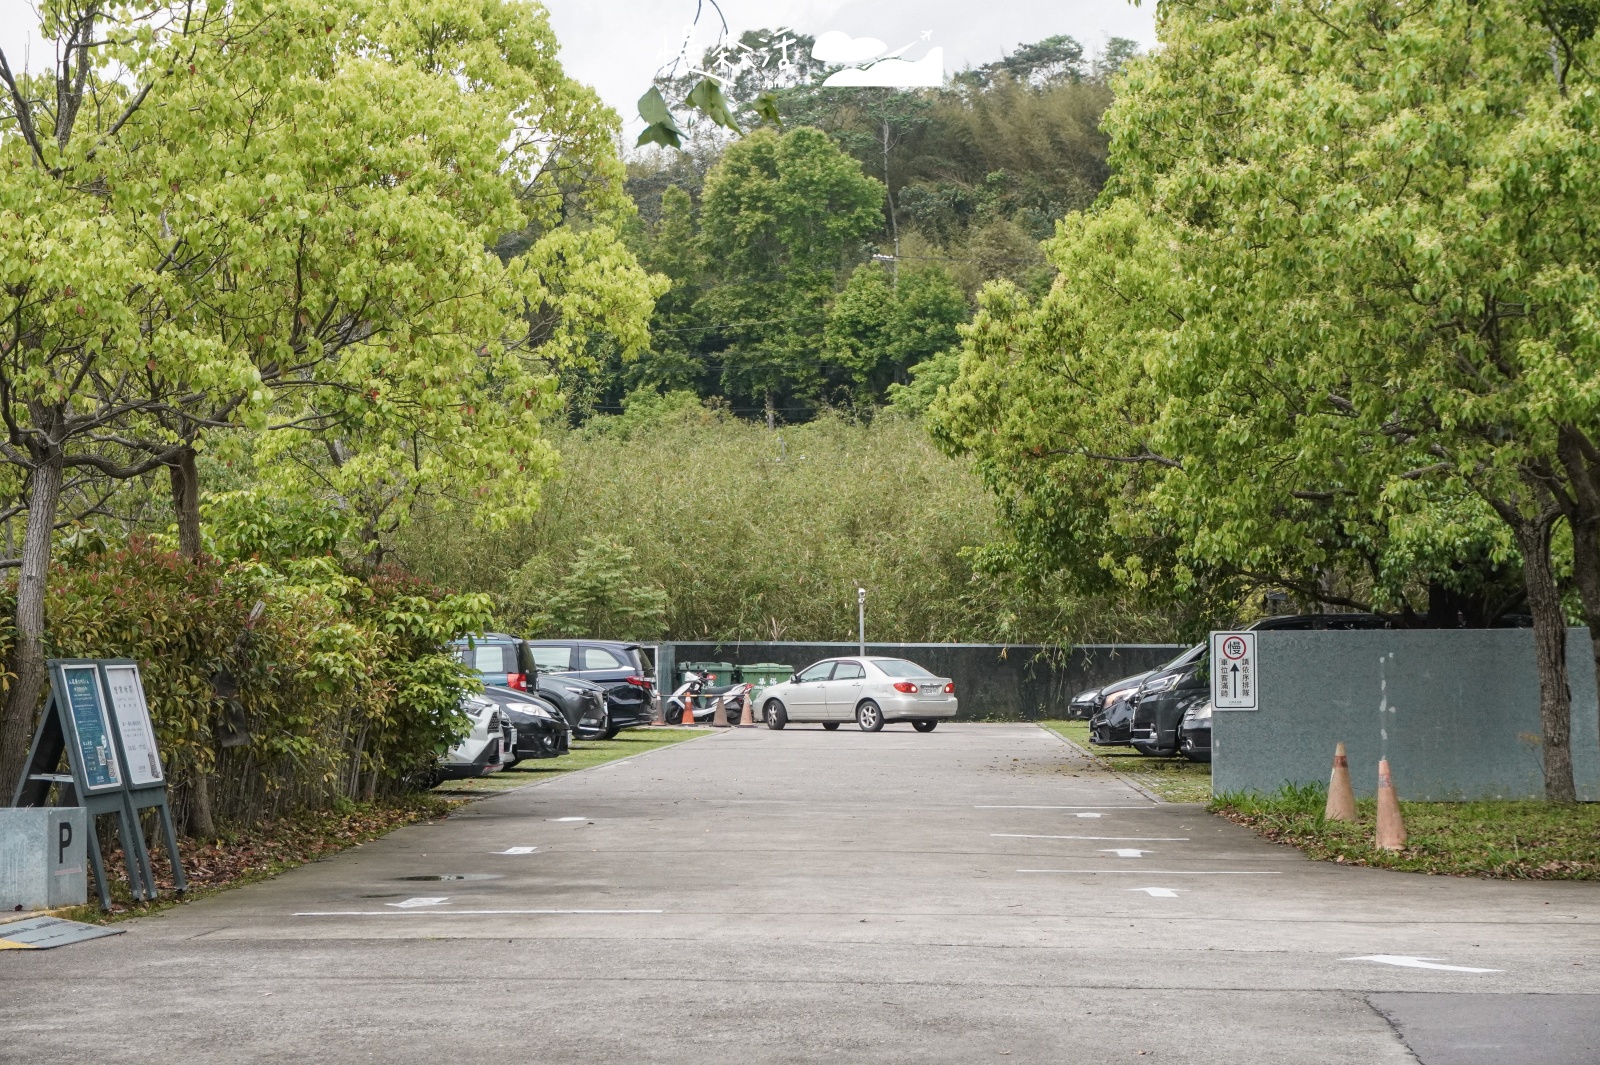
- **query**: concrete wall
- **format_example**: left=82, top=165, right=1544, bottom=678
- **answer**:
left=1213, top=629, right=1600, bottom=801
left=657, top=642, right=1184, bottom=721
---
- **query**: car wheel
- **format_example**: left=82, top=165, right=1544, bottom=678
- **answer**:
left=912, top=720, right=937, bottom=733
left=821, top=722, right=840, bottom=731
left=1133, top=742, right=1174, bottom=757
left=856, top=700, right=884, bottom=733
left=764, top=700, right=787, bottom=730
left=504, top=755, right=522, bottom=769
left=603, top=726, right=620, bottom=740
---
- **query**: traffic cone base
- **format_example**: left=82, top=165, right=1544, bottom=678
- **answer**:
left=738, top=695, right=755, bottom=728
left=1325, top=742, right=1357, bottom=822
left=1375, top=757, right=1406, bottom=851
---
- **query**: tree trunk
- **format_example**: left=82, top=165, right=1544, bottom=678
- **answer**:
left=188, top=766, right=217, bottom=839
left=0, top=458, right=64, bottom=798
left=168, top=445, right=202, bottom=560
left=1511, top=516, right=1577, bottom=803
left=1556, top=428, right=1600, bottom=777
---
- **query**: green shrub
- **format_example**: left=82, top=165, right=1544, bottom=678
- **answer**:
left=3, top=541, right=489, bottom=832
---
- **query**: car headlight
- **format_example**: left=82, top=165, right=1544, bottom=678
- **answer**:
left=1183, top=701, right=1214, bottom=725
left=510, top=703, right=552, bottom=719
left=1142, top=673, right=1180, bottom=694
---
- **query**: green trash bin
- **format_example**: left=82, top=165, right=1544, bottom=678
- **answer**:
left=740, top=662, right=794, bottom=701
left=680, top=661, right=735, bottom=687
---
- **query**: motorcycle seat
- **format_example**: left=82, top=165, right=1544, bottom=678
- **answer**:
left=700, top=683, right=739, bottom=697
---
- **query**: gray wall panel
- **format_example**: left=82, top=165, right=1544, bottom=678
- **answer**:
left=1213, top=629, right=1600, bottom=801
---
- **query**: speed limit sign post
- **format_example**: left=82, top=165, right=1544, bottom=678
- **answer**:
left=1210, top=631, right=1258, bottom=710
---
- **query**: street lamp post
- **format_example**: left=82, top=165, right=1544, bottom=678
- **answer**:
left=858, top=587, right=867, bottom=655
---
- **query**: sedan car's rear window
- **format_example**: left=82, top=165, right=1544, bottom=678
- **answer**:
left=461, top=644, right=516, bottom=674
left=870, top=659, right=937, bottom=678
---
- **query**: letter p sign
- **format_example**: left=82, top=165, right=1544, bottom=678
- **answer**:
left=58, top=820, right=73, bottom=864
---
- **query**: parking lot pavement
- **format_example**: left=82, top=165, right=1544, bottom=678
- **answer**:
left=3, top=724, right=1597, bottom=1064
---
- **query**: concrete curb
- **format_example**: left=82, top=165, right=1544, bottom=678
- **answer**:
left=1036, top=722, right=1165, bottom=805
left=0, top=906, right=77, bottom=927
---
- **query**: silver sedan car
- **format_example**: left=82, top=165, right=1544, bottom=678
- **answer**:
left=761, top=656, right=958, bottom=732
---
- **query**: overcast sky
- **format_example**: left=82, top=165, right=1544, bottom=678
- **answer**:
left=0, top=0, right=1158, bottom=132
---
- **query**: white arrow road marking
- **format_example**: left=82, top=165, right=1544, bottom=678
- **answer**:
left=1129, top=887, right=1181, bottom=898
left=1345, top=955, right=1503, bottom=973
left=994, top=834, right=1190, bottom=841
left=1101, top=848, right=1151, bottom=858
left=1075, top=812, right=1103, bottom=818
left=495, top=847, right=538, bottom=855
left=386, top=897, right=449, bottom=908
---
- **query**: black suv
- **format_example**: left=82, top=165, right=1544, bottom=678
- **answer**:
left=1129, top=613, right=1392, bottom=755
left=523, top=640, right=655, bottom=690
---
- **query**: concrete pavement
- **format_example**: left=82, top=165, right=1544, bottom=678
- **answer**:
left=2, top=723, right=1597, bottom=1063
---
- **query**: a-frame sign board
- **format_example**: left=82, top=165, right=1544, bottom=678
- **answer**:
left=11, top=659, right=187, bottom=910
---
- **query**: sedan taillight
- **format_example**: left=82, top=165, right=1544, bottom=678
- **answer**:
left=507, top=673, right=527, bottom=691
left=893, top=681, right=918, bottom=694
left=625, top=675, right=650, bottom=687
left=944, top=681, right=955, bottom=694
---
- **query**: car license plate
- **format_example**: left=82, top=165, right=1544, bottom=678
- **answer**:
left=919, top=684, right=939, bottom=694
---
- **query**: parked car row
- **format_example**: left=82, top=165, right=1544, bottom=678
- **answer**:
left=435, top=635, right=660, bottom=780
left=1077, top=613, right=1396, bottom=764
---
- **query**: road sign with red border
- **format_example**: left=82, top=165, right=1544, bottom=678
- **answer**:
left=1209, top=631, right=1257, bottom=710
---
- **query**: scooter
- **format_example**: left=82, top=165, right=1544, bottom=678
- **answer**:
left=665, top=670, right=754, bottom=726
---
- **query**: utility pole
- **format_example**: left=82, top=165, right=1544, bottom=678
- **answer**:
left=857, top=587, right=867, bottom=655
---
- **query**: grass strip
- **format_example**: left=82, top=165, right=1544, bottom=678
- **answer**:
left=1039, top=720, right=1213, bottom=803
left=430, top=727, right=712, bottom=795
left=1213, top=783, right=1600, bottom=879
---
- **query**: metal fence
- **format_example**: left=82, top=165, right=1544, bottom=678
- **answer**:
left=654, top=642, right=1184, bottom=721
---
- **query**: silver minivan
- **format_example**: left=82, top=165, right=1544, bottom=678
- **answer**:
left=761, top=656, right=958, bottom=732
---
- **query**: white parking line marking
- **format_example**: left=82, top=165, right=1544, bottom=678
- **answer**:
left=1018, top=870, right=1282, bottom=875
left=386, top=897, right=450, bottom=908
left=293, top=909, right=665, bottom=917
left=1129, top=887, right=1181, bottom=898
left=993, top=833, right=1190, bottom=841
left=974, top=806, right=1155, bottom=810
left=495, top=847, right=538, bottom=854
left=1345, top=955, right=1503, bottom=973
left=1101, top=849, right=1151, bottom=858
left=551, top=817, right=587, bottom=822
left=1075, top=812, right=1103, bottom=818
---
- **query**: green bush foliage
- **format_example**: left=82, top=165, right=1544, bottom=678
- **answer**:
left=2, top=540, right=488, bottom=831
left=397, top=401, right=1176, bottom=644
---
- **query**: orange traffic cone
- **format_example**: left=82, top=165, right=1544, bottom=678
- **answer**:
left=1325, top=743, right=1357, bottom=822
left=738, top=693, right=755, bottom=728
left=711, top=695, right=730, bottom=728
left=1375, top=758, right=1406, bottom=851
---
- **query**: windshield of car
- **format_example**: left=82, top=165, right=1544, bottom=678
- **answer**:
left=870, top=658, right=937, bottom=678
left=795, top=661, right=835, bottom=683
left=528, top=644, right=573, bottom=671
left=1159, top=644, right=1206, bottom=671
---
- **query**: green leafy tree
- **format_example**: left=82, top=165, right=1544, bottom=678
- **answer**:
left=504, top=536, right=667, bottom=640
left=694, top=127, right=883, bottom=415
left=825, top=264, right=966, bottom=404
